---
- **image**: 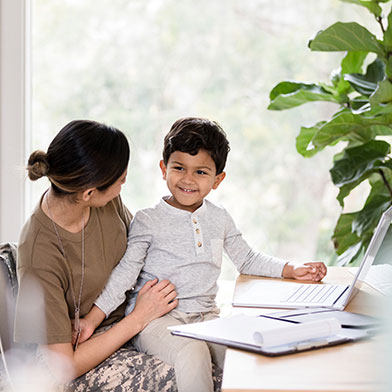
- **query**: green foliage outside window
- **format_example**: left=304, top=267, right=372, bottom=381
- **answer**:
left=268, top=0, right=392, bottom=265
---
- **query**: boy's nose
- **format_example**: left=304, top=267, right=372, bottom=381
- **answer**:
left=182, top=172, right=194, bottom=183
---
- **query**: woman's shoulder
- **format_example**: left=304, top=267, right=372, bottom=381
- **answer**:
left=98, top=196, right=133, bottom=226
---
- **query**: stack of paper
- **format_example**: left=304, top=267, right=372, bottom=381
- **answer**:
left=169, top=314, right=351, bottom=356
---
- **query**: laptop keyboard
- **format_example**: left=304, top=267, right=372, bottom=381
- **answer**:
left=285, top=284, right=341, bottom=304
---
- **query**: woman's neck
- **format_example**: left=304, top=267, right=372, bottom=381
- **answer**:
left=42, top=189, right=90, bottom=233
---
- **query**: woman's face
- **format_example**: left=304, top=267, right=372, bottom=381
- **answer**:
left=89, top=170, right=127, bottom=207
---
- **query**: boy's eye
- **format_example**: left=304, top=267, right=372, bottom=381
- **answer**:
left=197, top=170, right=207, bottom=175
left=173, top=166, right=184, bottom=171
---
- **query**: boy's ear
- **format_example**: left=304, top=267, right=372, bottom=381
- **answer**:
left=212, top=172, right=226, bottom=190
left=159, top=160, right=167, bottom=180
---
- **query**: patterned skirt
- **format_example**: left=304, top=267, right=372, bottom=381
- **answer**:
left=70, top=340, right=222, bottom=392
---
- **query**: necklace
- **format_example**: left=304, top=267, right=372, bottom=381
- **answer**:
left=44, top=192, right=85, bottom=351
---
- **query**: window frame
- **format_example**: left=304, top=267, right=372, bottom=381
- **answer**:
left=0, top=0, right=30, bottom=243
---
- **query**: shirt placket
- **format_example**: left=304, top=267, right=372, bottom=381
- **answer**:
left=191, top=214, right=205, bottom=255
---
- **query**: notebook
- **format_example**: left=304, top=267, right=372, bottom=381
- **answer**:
left=169, top=313, right=372, bottom=356
left=232, top=205, right=392, bottom=310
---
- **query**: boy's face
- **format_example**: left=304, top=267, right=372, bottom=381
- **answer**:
left=160, top=149, right=225, bottom=213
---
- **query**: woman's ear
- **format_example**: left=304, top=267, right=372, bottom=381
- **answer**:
left=212, top=172, right=226, bottom=190
left=159, top=160, right=167, bottom=180
left=82, top=188, right=96, bottom=201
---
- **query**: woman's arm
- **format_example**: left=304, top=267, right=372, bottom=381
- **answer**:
left=42, top=279, right=178, bottom=382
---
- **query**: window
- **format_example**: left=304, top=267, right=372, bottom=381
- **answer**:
left=2, top=0, right=370, bottom=270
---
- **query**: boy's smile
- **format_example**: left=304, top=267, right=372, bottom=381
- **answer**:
left=160, top=150, right=225, bottom=213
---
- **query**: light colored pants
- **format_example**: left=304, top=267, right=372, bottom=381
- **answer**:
left=132, top=308, right=226, bottom=392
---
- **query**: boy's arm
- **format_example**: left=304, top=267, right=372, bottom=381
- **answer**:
left=95, top=214, right=151, bottom=317
left=223, top=210, right=326, bottom=281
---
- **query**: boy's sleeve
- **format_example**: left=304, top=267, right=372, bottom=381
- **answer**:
left=223, top=210, right=287, bottom=278
left=95, top=211, right=152, bottom=316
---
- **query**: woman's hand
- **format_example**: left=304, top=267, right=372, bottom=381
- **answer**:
left=282, top=262, right=327, bottom=282
left=131, top=278, right=178, bottom=329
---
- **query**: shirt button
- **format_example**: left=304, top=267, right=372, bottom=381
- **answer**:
left=196, top=228, right=200, bottom=234
left=193, top=218, right=198, bottom=224
left=197, top=241, right=202, bottom=247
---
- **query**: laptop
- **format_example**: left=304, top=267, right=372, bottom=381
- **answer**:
left=232, top=204, right=392, bottom=310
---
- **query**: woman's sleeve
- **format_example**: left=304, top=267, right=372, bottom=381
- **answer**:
left=113, top=195, right=133, bottom=229
left=15, top=265, right=72, bottom=344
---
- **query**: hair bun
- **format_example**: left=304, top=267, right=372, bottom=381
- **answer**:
left=27, top=150, right=50, bottom=180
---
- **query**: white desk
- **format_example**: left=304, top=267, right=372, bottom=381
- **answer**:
left=221, top=267, right=390, bottom=392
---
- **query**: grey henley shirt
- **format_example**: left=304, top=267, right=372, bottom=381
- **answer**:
left=95, top=197, right=287, bottom=315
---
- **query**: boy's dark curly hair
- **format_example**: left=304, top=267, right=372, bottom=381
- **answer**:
left=162, top=117, right=230, bottom=174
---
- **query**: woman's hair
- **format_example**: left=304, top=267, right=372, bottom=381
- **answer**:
left=27, top=120, right=130, bottom=197
left=162, top=117, right=230, bottom=174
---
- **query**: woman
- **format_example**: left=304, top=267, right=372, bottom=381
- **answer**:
left=14, top=120, right=179, bottom=390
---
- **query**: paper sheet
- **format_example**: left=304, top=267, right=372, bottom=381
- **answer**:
left=253, top=318, right=341, bottom=347
left=169, top=314, right=342, bottom=349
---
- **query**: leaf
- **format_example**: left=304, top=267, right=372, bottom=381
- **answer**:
left=341, top=51, right=368, bottom=74
left=343, top=73, right=377, bottom=96
left=311, top=111, right=392, bottom=149
left=343, top=59, right=384, bottom=96
left=268, top=82, right=339, bottom=110
left=332, top=51, right=368, bottom=95
left=309, top=22, right=385, bottom=56
left=383, top=7, right=392, bottom=52
left=332, top=212, right=361, bottom=255
left=339, top=0, right=382, bottom=17
left=337, top=242, right=363, bottom=266
left=352, top=177, right=392, bottom=236
left=312, top=112, right=372, bottom=148
left=364, top=58, right=385, bottom=83
left=296, top=122, right=327, bottom=157
left=330, top=140, right=391, bottom=205
left=331, top=140, right=390, bottom=186
left=386, top=56, right=392, bottom=79
left=370, top=79, right=392, bottom=106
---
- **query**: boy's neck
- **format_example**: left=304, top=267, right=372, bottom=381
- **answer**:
left=164, top=195, right=204, bottom=213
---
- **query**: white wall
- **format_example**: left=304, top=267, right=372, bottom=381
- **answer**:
left=0, top=0, right=29, bottom=243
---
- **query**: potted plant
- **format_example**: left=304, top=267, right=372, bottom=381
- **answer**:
left=268, top=0, right=392, bottom=265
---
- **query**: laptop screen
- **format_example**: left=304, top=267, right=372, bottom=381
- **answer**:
left=352, top=206, right=392, bottom=297
left=373, top=223, right=392, bottom=266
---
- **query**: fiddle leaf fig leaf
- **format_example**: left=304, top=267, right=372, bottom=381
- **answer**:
left=331, top=140, right=390, bottom=187
left=370, top=79, right=392, bottom=106
left=309, top=22, right=385, bottom=57
left=341, top=51, right=367, bottom=74
left=352, top=177, right=392, bottom=236
left=311, top=112, right=372, bottom=147
left=339, top=0, right=382, bottom=17
left=268, top=82, right=339, bottom=110
left=343, top=73, right=377, bottom=96
left=333, top=51, right=368, bottom=95
left=364, top=58, right=385, bottom=82
left=383, top=8, right=392, bottom=52
left=296, top=122, right=327, bottom=157
left=336, top=242, right=363, bottom=266
left=330, top=140, right=391, bottom=205
left=332, top=212, right=361, bottom=256
left=343, top=59, right=384, bottom=96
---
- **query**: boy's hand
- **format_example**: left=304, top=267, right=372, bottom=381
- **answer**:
left=71, top=317, right=96, bottom=346
left=282, top=262, right=327, bottom=282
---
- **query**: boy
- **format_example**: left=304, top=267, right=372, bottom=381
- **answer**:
left=81, top=117, right=327, bottom=392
